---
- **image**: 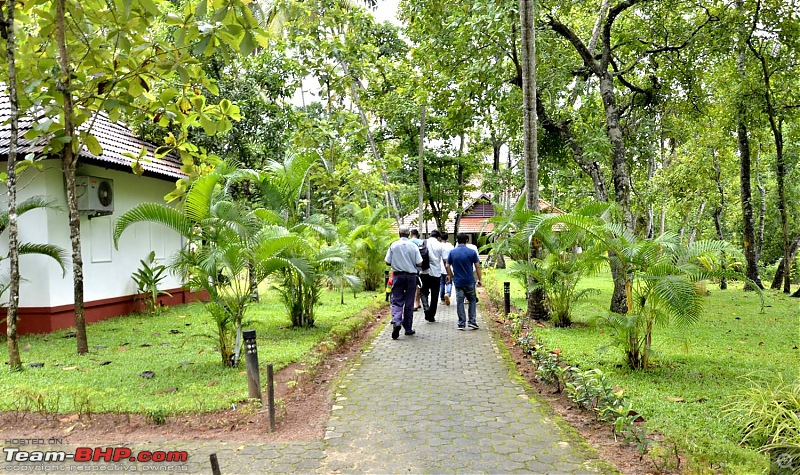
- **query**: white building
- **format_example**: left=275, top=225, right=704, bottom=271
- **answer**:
left=0, top=97, right=195, bottom=334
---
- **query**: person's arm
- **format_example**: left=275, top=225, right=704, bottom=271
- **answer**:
left=475, top=261, right=482, bottom=286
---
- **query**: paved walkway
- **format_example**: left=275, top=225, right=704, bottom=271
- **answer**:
left=3, top=297, right=615, bottom=474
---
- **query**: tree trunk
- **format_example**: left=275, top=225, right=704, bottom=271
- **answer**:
left=755, top=153, right=766, bottom=264
left=736, top=0, right=763, bottom=290
left=712, top=152, right=728, bottom=290
left=344, top=65, right=400, bottom=222
left=687, top=201, right=706, bottom=246
left=747, top=6, right=791, bottom=293
left=418, top=104, right=426, bottom=232
left=771, top=234, right=800, bottom=290
left=519, top=0, right=548, bottom=321
left=598, top=72, right=633, bottom=233
left=56, top=0, right=89, bottom=354
left=4, top=0, right=23, bottom=371
left=491, top=130, right=502, bottom=172
left=453, top=135, right=465, bottom=237
left=547, top=11, right=634, bottom=314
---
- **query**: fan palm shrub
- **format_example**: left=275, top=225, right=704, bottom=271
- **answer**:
left=113, top=164, right=300, bottom=366
left=256, top=152, right=355, bottom=327
left=0, top=196, right=69, bottom=295
left=489, top=202, right=608, bottom=327
left=340, top=204, right=393, bottom=292
left=548, top=210, right=752, bottom=369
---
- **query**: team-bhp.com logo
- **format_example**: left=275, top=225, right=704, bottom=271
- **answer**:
left=4, top=446, right=189, bottom=468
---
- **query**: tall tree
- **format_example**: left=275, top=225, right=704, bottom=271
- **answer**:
left=736, top=0, right=765, bottom=290
left=16, top=0, right=264, bottom=354
left=746, top=0, right=798, bottom=293
left=2, top=0, right=22, bottom=369
left=519, top=0, right=548, bottom=320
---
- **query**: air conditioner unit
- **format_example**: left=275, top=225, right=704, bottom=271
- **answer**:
left=76, top=176, right=114, bottom=217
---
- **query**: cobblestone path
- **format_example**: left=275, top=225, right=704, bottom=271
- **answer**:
left=3, top=298, right=616, bottom=474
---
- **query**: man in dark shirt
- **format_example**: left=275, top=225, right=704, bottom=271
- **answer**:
left=447, top=233, right=483, bottom=330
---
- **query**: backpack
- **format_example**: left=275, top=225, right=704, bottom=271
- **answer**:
left=418, top=240, right=431, bottom=270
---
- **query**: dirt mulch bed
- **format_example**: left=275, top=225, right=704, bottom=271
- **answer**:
left=0, top=305, right=390, bottom=444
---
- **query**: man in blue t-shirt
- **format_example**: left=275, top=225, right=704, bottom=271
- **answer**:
left=447, top=233, right=483, bottom=330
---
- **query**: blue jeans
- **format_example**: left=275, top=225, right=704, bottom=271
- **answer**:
left=455, top=286, right=477, bottom=328
left=439, top=275, right=451, bottom=301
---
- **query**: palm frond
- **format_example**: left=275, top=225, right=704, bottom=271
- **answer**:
left=18, top=242, right=69, bottom=276
left=113, top=203, right=192, bottom=246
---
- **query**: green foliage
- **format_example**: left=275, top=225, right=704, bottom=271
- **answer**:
left=114, top=164, right=300, bottom=366
left=340, top=204, right=394, bottom=292
left=489, top=266, right=797, bottom=473
left=0, top=290, right=380, bottom=415
left=131, top=251, right=172, bottom=316
left=725, top=375, right=800, bottom=459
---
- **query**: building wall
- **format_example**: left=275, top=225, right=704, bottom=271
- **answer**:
left=1, top=160, right=184, bottom=308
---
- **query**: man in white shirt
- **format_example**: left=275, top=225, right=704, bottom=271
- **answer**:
left=420, top=229, right=446, bottom=322
left=439, top=232, right=454, bottom=306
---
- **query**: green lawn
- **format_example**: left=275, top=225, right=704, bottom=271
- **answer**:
left=0, top=288, right=383, bottom=416
left=485, top=268, right=800, bottom=474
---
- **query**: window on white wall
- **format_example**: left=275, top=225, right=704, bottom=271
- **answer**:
left=90, top=217, right=113, bottom=263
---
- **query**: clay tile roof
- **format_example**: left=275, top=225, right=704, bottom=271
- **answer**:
left=0, top=94, right=184, bottom=180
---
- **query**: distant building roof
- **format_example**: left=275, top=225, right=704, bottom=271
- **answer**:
left=397, top=192, right=563, bottom=235
left=0, top=94, right=184, bottom=181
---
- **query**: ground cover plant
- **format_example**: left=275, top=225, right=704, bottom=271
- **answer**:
left=0, top=288, right=381, bottom=417
left=485, top=268, right=799, bottom=474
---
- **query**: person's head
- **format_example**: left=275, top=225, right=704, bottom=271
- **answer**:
left=410, top=228, right=420, bottom=238
left=441, top=232, right=449, bottom=241
left=456, top=233, right=469, bottom=244
left=430, top=229, right=441, bottom=239
left=398, top=225, right=410, bottom=237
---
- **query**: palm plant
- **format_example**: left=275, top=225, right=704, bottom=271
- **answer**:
left=499, top=203, right=608, bottom=327
left=605, top=233, right=748, bottom=369
left=113, top=164, right=300, bottom=366
left=548, top=210, right=751, bottom=369
left=340, top=203, right=393, bottom=291
left=256, top=152, right=351, bottom=327
left=0, top=196, right=68, bottom=302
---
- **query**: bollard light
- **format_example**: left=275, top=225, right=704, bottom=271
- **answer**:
left=243, top=329, right=262, bottom=402
left=503, top=282, right=511, bottom=316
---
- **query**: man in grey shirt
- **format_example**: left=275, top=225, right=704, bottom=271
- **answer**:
left=385, top=225, right=422, bottom=339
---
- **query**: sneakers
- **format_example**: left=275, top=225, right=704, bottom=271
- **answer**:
left=391, top=325, right=401, bottom=340
left=444, top=295, right=450, bottom=306
left=405, top=330, right=416, bottom=336
left=468, top=322, right=479, bottom=330
left=457, top=326, right=465, bottom=331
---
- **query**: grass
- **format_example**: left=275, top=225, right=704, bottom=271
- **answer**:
left=0, top=287, right=383, bottom=416
left=486, top=267, right=800, bottom=474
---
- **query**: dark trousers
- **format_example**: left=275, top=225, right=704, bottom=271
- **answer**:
left=420, top=273, right=441, bottom=320
left=390, top=273, right=417, bottom=331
